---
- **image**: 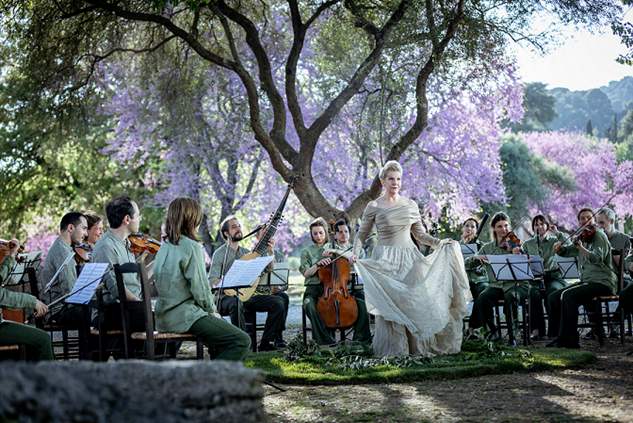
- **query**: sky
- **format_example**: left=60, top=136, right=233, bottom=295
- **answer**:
left=511, top=14, right=633, bottom=92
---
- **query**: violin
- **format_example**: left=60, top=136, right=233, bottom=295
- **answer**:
left=502, top=231, right=524, bottom=253
left=0, top=239, right=26, bottom=263
left=572, top=223, right=597, bottom=246
left=316, top=220, right=359, bottom=331
left=73, top=243, right=92, bottom=263
left=128, top=233, right=161, bottom=255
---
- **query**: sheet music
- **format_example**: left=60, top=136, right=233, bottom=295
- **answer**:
left=460, top=243, right=478, bottom=259
left=527, top=255, right=545, bottom=277
left=555, top=255, right=580, bottom=279
left=66, top=263, right=109, bottom=305
left=6, top=251, right=43, bottom=286
left=486, top=254, right=535, bottom=281
left=221, top=256, right=275, bottom=289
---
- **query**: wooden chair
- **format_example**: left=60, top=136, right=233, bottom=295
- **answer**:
left=301, top=305, right=352, bottom=347
left=89, top=287, right=126, bottom=361
left=0, top=344, right=26, bottom=361
left=494, top=296, right=530, bottom=346
left=243, top=309, right=265, bottom=352
left=115, top=263, right=204, bottom=360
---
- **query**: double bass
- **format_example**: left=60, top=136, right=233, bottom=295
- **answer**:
left=316, top=220, right=358, bottom=331
left=222, top=175, right=298, bottom=302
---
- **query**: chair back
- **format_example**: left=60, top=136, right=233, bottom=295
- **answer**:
left=612, top=249, right=626, bottom=294
left=113, top=263, right=144, bottom=358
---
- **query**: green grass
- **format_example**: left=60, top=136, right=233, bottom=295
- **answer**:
left=245, top=340, right=596, bottom=385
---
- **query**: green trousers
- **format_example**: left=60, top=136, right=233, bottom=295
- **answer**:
left=620, top=283, right=633, bottom=315
left=303, top=284, right=372, bottom=345
left=188, top=315, right=251, bottom=361
left=469, top=285, right=529, bottom=340
left=547, top=282, right=612, bottom=343
left=529, top=271, right=567, bottom=335
left=470, top=282, right=489, bottom=302
left=0, top=321, right=54, bottom=362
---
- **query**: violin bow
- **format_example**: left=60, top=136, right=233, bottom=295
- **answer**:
left=556, top=197, right=615, bottom=248
left=317, top=246, right=354, bottom=267
left=490, top=217, right=525, bottom=255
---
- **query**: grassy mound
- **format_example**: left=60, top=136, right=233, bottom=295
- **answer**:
left=245, top=337, right=596, bottom=385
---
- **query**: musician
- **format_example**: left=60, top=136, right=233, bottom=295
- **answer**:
left=254, top=225, right=289, bottom=348
left=208, top=216, right=287, bottom=352
left=153, top=198, right=250, bottom=361
left=521, top=214, right=568, bottom=340
left=90, top=196, right=145, bottom=335
left=459, top=217, right=489, bottom=301
left=41, top=212, right=89, bottom=326
left=300, top=217, right=372, bottom=346
left=465, top=212, right=528, bottom=346
left=0, top=240, right=53, bottom=361
left=547, top=207, right=617, bottom=349
left=323, top=219, right=371, bottom=342
left=596, top=207, right=631, bottom=337
left=620, top=251, right=633, bottom=322
left=83, top=210, right=104, bottom=247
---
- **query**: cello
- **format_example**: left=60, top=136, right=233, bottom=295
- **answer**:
left=316, top=220, right=359, bottom=331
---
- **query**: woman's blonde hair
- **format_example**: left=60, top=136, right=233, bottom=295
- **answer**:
left=309, top=217, right=329, bottom=245
left=378, top=160, right=403, bottom=181
left=165, top=197, right=204, bottom=245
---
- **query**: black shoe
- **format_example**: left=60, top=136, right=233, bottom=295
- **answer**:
left=546, top=339, right=564, bottom=348
left=565, top=341, right=580, bottom=349
left=609, top=327, right=621, bottom=339
left=507, top=339, right=517, bottom=347
left=584, top=330, right=595, bottom=339
left=467, top=333, right=480, bottom=341
left=274, top=339, right=287, bottom=348
left=258, top=341, right=277, bottom=352
left=530, top=334, right=541, bottom=341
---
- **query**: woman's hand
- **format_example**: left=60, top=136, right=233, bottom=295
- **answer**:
left=349, top=254, right=358, bottom=265
left=316, top=258, right=332, bottom=268
left=511, top=247, right=522, bottom=255
left=472, top=255, right=489, bottom=265
left=33, top=300, right=48, bottom=318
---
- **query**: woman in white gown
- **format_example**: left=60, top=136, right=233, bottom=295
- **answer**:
left=350, top=161, right=471, bottom=357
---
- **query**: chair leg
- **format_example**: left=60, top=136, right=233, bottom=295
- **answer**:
left=596, top=300, right=605, bottom=347
left=197, top=337, right=204, bottom=360
left=62, top=330, right=70, bottom=360
left=302, top=306, right=307, bottom=347
left=18, top=344, right=26, bottom=361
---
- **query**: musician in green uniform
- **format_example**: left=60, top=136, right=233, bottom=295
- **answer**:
left=620, top=250, right=633, bottom=321
left=154, top=198, right=250, bottom=361
left=208, top=216, right=287, bottom=351
left=465, top=212, right=528, bottom=346
left=0, top=240, right=53, bottom=361
left=300, top=218, right=372, bottom=346
left=459, top=217, right=489, bottom=301
left=522, top=214, right=568, bottom=339
left=546, top=208, right=617, bottom=349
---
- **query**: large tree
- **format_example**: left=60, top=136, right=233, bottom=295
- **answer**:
left=1, top=0, right=623, bottom=227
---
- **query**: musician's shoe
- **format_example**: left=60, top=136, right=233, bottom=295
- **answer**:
left=546, top=338, right=580, bottom=349
left=274, top=339, right=287, bottom=348
left=507, top=339, right=517, bottom=347
left=530, top=334, right=541, bottom=341
left=467, top=333, right=480, bottom=341
left=546, top=339, right=564, bottom=348
left=583, top=330, right=596, bottom=339
left=609, top=327, right=621, bottom=339
left=258, top=341, right=277, bottom=352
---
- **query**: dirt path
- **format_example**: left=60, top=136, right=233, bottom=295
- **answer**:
left=263, top=337, right=633, bottom=422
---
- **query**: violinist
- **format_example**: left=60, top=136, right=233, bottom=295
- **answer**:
left=521, top=214, right=568, bottom=340
left=83, top=210, right=104, bottom=247
left=465, top=212, right=529, bottom=346
left=0, top=238, right=53, bottom=361
left=300, top=217, right=371, bottom=346
left=207, top=216, right=287, bottom=352
left=90, top=196, right=146, bottom=341
left=546, top=207, right=617, bottom=349
left=460, top=217, right=489, bottom=301
left=41, top=212, right=89, bottom=326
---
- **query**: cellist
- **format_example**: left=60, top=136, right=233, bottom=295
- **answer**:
left=300, top=217, right=372, bottom=346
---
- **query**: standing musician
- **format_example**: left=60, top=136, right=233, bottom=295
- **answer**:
left=460, top=217, right=489, bottom=302
left=465, top=212, right=529, bottom=346
left=300, top=217, right=372, bottom=346
left=83, top=210, right=104, bottom=247
left=0, top=239, right=53, bottom=361
left=153, top=198, right=250, bottom=361
left=41, top=212, right=89, bottom=326
left=254, top=225, right=289, bottom=348
left=547, top=207, right=617, bottom=349
left=521, top=214, right=568, bottom=340
left=596, top=207, right=631, bottom=337
left=90, top=196, right=145, bottom=336
left=208, top=216, right=287, bottom=352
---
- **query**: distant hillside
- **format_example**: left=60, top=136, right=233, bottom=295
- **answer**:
left=600, top=76, right=633, bottom=114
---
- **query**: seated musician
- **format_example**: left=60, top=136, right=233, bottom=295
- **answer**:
left=153, top=198, right=250, bottom=361
left=521, top=214, right=568, bottom=340
left=620, top=250, right=633, bottom=324
left=90, top=196, right=145, bottom=335
left=300, top=217, right=372, bottom=346
left=254, top=225, right=289, bottom=348
left=459, top=217, right=489, bottom=302
left=83, top=210, right=104, bottom=247
left=547, top=207, right=617, bottom=349
left=596, top=207, right=631, bottom=338
left=208, top=216, right=287, bottom=352
left=0, top=239, right=53, bottom=361
left=465, top=212, right=528, bottom=346
left=41, top=212, right=89, bottom=326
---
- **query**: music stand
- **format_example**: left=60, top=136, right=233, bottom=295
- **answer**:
left=555, top=255, right=580, bottom=279
left=258, top=262, right=289, bottom=288
left=4, top=252, right=44, bottom=321
left=461, top=243, right=478, bottom=260
left=526, top=255, right=545, bottom=277
left=486, top=255, right=535, bottom=281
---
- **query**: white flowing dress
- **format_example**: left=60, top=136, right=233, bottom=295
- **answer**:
left=353, top=204, right=471, bottom=357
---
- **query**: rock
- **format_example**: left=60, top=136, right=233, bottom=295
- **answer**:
left=0, top=360, right=266, bottom=423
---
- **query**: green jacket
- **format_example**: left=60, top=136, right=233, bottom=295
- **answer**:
left=154, top=236, right=216, bottom=333
left=460, top=239, right=488, bottom=285
left=91, top=231, right=142, bottom=302
left=607, top=230, right=632, bottom=280
left=41, top=236, right=77, bottom=315
left=557, top=229, right=617, bottom=294
left=207, top=244, right=250, bottom=283
left=0, top=255, right=37, bottom=323
left=522, top=232, right=568, bottom=273
left=464, top=240, right=529, bottom=292
left=300, top=244, right=326, bottom=286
